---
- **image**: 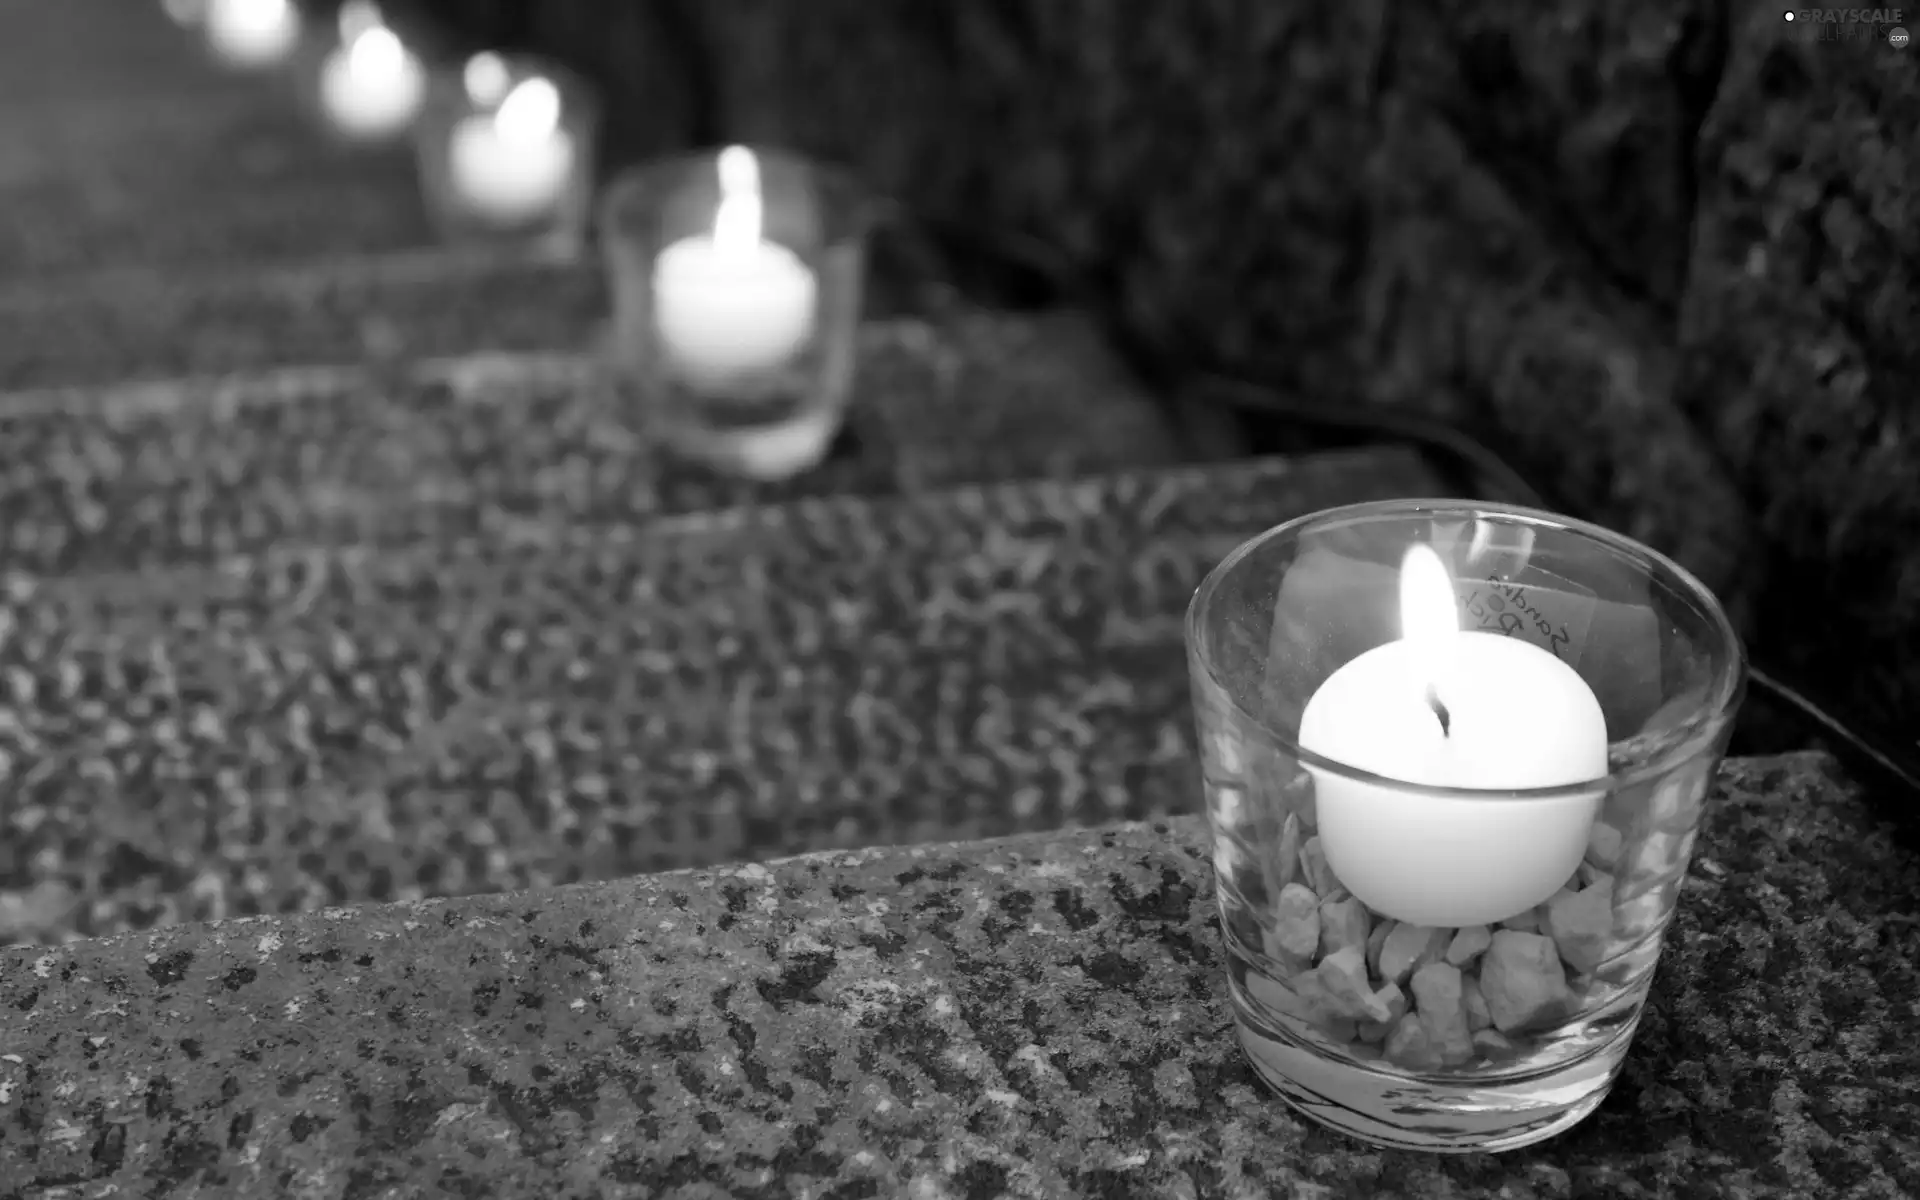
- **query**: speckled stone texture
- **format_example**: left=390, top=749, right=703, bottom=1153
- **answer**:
left=0, top=251, right=604, bottom=391
left=1676, top=1, right=1920, bottom=727
left=0, top=312, right=1174, bottom=573
left=0, top=451, right=1441, bottom=946
left=0, top=83, right=433, bottom=278
left=1, top=752, right=1911, bottom=1197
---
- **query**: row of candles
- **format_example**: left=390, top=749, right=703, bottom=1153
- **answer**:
left=169, top=0, right=582, bottom=228
left=165, top=0, right=830, bottom=408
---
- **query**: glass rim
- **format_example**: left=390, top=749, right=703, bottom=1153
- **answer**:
left=1186, top=498, right=1749, bottom=801
left=598, top=145, right=875, bottom=243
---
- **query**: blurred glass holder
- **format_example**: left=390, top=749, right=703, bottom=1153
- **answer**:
left=414, top=54, right=599, bottom=256
left=599, top=146, right=871, bottom=483
left=1186, top=500, right=1746, bottom=1153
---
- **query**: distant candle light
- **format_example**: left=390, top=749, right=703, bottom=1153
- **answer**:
left=318, top=23, right=427, bottom=140
left=463, top=52, right=512, bottom=108
left=204, top=0, right=300, bottom=68
left=337, top=0, right=383, bottom=42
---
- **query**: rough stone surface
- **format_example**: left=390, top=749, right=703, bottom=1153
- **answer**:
left=1676, top=1, right=1920, bottom=726
left=0, top=251, right=605, bottom=391
left=0, top=313, right=1176, bottom=573
left=1, top=752, right=1913, bottom=1197
left=0, top=85, right=433, bottom=277
left=0, top=450, right=1441, bottom=947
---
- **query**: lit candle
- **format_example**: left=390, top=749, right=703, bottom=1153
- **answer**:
left=651, top=146, right=819, bottom=389
left=1296, top=544, right=1608, bottom=928
left=203, top=0, right=300, bottom=68
left=447, top=72, right=577, bottom=225
left=317, top=22, right=426, bottom=140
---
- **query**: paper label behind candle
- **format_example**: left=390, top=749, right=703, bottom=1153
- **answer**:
left=1455, top=571, right=1597, bottom=668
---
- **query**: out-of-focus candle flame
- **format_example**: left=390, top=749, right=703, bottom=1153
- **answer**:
left=464, top=52, right=512, bottom=108
left=494, top=76, right=561, bottom=143
left=204, top=0, right=300, bottom=67
left=162, top=0, right=207, bottom=27
left=711, top=145, right=764, bottom=256
left=347, top=25, right=406, bottom=80
left=338, top=0, right=382, bottom=42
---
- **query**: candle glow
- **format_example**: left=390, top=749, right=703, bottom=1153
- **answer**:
left=204, top=0, right=300, bottom=68
left=463, top=52, right=513, bottom=108
left=650, top=146, right=820, bottom=387
left=318, top=22, right=426, bottom=140
left=446, top=73, right=576, bottom=224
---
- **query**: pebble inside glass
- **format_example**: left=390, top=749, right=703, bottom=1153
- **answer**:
left=1185, top=500, right=1746, bottom=1153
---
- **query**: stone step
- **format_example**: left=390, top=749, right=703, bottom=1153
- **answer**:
left=0, top=312, right=1178, bottom=573
left=0, top=752, right=1895, bottom=1198
left=0, top=249, right=599, bottom=391
left=0, top=448, right=1442, bottom=944
left=0, top=88, right=430, bottom=278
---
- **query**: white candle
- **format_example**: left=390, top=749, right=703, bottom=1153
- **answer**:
left=204, top=0, right=300, bottom=68
left=318, top=25, right=426, bottom=140
left=1297, top=544, right=1608, bottom=928
left=651, top=146, right=819, bottom=389
left=448, top=74, right=577, bottom=225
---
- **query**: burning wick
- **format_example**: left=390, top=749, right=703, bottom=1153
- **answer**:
left=1425, top=684, right=1452, bottom=737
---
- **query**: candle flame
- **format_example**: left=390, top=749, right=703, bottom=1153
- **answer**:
left=1400, top=544, right=1461, bottom=736
left=345, top=24, right=406, bottom=79
left=494, top=76, right=561, bottom=143
left=1399, top=544, right=1459, bottom=644
left=338, top=0, right=381, bottom=42
left=711, top=145, right=764, bottom=255
left=205, top=0, right=300, bottom=66
left=464, top=52, right=512, bottom=108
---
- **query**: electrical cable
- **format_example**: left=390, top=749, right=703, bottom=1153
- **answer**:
left=902, top=210, right=1920, bottom=799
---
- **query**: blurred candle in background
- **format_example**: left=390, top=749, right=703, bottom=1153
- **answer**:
left=317, top=3, right=426, bottom=141
left=203, top=0, right=301, bottom=68
left=447, top=68, right=578, bottom=224
left=161, top=0, right=208, bottom=28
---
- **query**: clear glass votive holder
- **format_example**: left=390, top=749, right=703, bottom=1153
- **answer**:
left=1186, top=500, right=1747, bottom=1153
left=598, top=145, right=871, bottom=483
left=412, top=53, right=599, bottom=256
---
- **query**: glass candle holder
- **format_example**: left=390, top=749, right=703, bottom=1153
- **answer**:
left=413, top=53, right=599, bottom=256
left=292, top=3, right=428, bottom=145
left=599, top=145, right=871, bottom=483
left=1186, top=500, right=1746, bottom=1153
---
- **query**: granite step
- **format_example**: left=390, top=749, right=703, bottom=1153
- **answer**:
left=0, top=448, right=1443, bottom=945
left=0, top=76, right=432, bottom=280
left=0, top=1, right=438, bottom=278
left=0, top=312, right=1177, bottom=574
left=0, top=752, right=1908, bottom=1197
left=0, top=250, right=600, bottom=391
